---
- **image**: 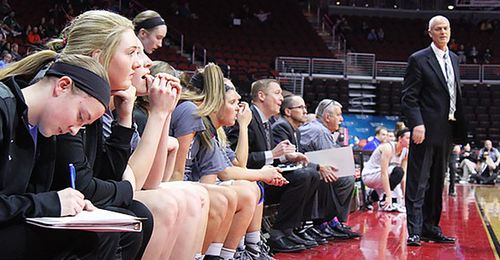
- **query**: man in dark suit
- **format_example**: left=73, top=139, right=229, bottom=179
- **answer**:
left=272, top=96, right=359, bottom=240
left=227, top=79, right=319, bottom=253
left=401, top=15, right=467, bottom=246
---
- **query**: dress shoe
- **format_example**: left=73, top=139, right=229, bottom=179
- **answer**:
left=321, top=225, right=350, bottom=240
left=308, top=226, right=334, bottom=241
left=268, top=236, right=306, bottom=253
left=204, top=255, right=224, bottom=260
left=421, top=233, right=456, bottom=243
left=287, top=232, right=318, bottom=248
left=407, top=234, right=421, bottom=246
left=298, top=228, right=328, bottom=245
left=331, top=224, right=361, bottom=238
left=339, top=223, right=352, bottom=230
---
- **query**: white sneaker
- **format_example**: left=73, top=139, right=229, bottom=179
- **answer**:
left=392, top=203, right=406, bottom=213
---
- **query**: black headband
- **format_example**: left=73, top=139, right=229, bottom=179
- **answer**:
left=45, top=62, right=110, bottom=108
left=189, top=72, right=204, bottom=91
left=135, top=16, right=165, bottom=31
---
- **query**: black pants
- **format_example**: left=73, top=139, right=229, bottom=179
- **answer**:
left=316, top=175, right=355, bottom=223
left=105, top=200, right=154, bottom=260
left=448, top=149, right=458, bottom=193
left=405, top=138, right=450, bottom=237
left=0, top=222, right=119, bottom=259
left=265, top=166, right=320, bottom=230
left=389, top=166, right=405, bottom=190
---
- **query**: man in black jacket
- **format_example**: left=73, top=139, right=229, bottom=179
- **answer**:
left=401, top=15, right=467, bottom=246
left=227, top=79, right=319, bottom=253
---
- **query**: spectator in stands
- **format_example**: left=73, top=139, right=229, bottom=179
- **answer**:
left=48, top=3, right=62, bottom=21
left=178, top=2, right=198, bottom=19
left=133, top=10, right=167, bottom=54
left=449, top=38, right=458, bottom=53
left=479, top=20, right=493, bottom=32
left=401, top=15, right=467, bottom=247
left=9, top=42, right=21, bottom=61
left=38, top=17, right=47, bottom=39
left=362, top=128, right=410, bottom=212
left=482, top=48, right=492, bottom=64
left=0, top=0, right=11, bottom=17
left=361, top=21, right=369, bottom=32
left=2, top=10, right=20, bottom=36
left=377, top=27, right=385, bottom=40
left=0, top=50, right=118, bottom=259
left=227, top=79, right=315, bottom=253
left=27, top=26, right=43, bottom=46
left=363, top=126, right=388, bottom=151
left=0, top=50, right=11, bottom=68
left=339, top=17, right=352, bottom=34
left=367, top=28, right=378, bottom=41
left=469, top=45, right=479, bottom=64
left=299, top=99, right=360, bottom=238
left=63, top=4, right=76, bottom=24
left=457, top=44, right=467, bottom=64
left=254, top=9, right=271, bottom=23
left=44, top=17, right=59, bottom=38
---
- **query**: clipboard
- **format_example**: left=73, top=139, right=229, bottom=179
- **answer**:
left=305, top=146, right=355, bottom=177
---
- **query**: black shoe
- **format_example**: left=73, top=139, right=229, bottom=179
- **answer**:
left=298, top=228, right=328, bottom=245
left=268, top=236, right=306, bottom=253
left=331, top=224, right=361, bottom=238
left=308, top=226, right=334, bottom=241
left=421, top=233, right=456, bottom=243
left=320, top=225, right=350, bottom=240
left=339, top=223, right=353, bottom=230
left=448, top=190, right=456, bottom=197
left=286, top=232, right=318, bottom=249
left=204, top=255, right=224, bottom=260
left=407, top=234, right=421, bottom=246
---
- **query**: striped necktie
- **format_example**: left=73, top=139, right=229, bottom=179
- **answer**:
left=443, top=53, right=456, bottom=120
left=263, top=121, right=271, bottom=150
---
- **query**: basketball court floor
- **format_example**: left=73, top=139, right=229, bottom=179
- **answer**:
left=275, top=184, right=500, bottom=259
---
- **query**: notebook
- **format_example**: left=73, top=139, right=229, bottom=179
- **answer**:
left=26, top=208, right=143, bottom=232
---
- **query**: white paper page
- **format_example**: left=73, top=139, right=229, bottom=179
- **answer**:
left=26, top=208, right=142, bottom=225
left=305, top=146, right=355, bottom=177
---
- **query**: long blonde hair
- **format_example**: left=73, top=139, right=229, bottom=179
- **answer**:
left=181, top=63, right=225, bottom=117
left=48, top=10, right=134, bottom=70
left=180, top=63, right=226, bottom=149
left=0, top=50, right=108, bottom=88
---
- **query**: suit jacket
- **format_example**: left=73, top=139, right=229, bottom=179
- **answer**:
left=401, top=46, right=467, bottom=145
left=272, top=116, right=300, bottom=150
left=227, top=105, right=272, bottom=169
left=272, top=116, right=321, bottom=171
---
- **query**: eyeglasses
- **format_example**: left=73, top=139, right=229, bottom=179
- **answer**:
left=288, top=105, right=307, bottom=110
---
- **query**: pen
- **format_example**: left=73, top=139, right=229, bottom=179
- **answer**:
left=69, top=163, right=76, bottom=189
